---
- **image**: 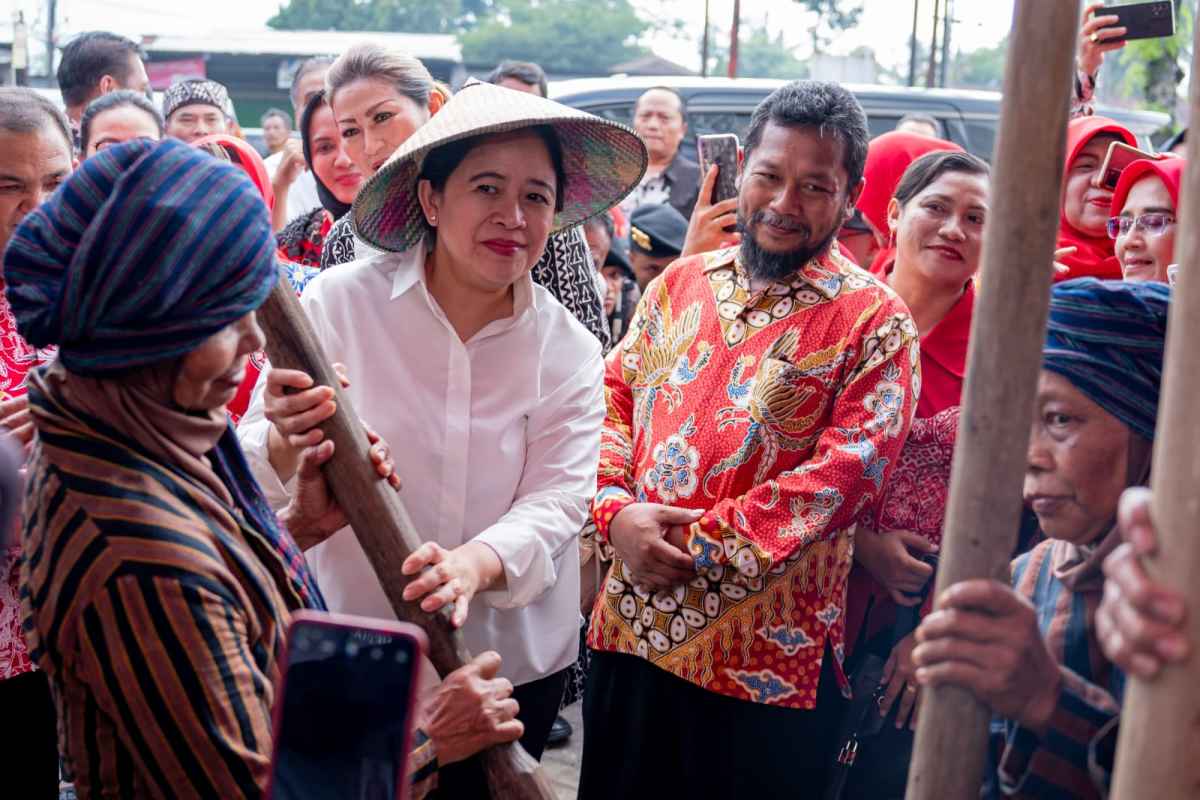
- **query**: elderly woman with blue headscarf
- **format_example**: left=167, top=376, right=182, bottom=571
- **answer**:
left=4, top=138, right=523, bottom=799
left=909, top=278, right=1170, bottom=799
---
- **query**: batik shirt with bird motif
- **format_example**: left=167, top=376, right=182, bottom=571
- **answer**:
left=587, top=246, right=919, bottom=708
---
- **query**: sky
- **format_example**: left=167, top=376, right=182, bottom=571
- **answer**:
left=7, top=0, right=1018, bottom=76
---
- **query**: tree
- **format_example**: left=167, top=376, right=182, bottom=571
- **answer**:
left=947, top=38, right=1005, bottom=91
left=268, top=0, right=486, bottom=34
left=792, top=0, right=863, bottom=54
left=711, top=24, right=808, bottom=80
left=1117, top=0, right=1191, bottom=125
left=458, top=0, right=648, bottom=75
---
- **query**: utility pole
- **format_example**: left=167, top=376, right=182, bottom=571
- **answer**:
left=926, top=0, right=941, bottom=88
left=908, top=0, right=921, bottom=87
left=939, top=0, right=953, bottom=87
left=701, top=0, right=710, bottom=78
left=728, top=0, right=740, bottom=79
left=45, top=0, right=57, bottom=78
left=12, top=11, right=28, bottom=86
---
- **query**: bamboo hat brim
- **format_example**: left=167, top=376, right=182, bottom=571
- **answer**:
left=352, top=80, right=648, bottom=253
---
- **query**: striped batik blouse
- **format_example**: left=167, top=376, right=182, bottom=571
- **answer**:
left=19, top=390, right=315, bottom=798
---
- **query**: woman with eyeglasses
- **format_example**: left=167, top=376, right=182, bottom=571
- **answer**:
left=1109, top=157, right=1183, bottom=284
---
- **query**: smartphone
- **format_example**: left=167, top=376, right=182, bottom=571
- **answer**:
left=267, top=611, right=427, bottom=800
left=697, top=134, right=740, bottom=204
left=1103, top=1, right=1176, bottom=42
left=1097, top=141, right=1161, bottom=190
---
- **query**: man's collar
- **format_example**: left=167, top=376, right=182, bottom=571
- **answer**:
left=700, top=244, right=846, bottom=300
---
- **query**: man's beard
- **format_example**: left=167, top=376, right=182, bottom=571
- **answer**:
left=738, top=210, right=841, bottom=283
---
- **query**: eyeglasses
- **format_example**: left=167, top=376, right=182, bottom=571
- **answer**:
left=1106, top=212, right=1175, bottom=239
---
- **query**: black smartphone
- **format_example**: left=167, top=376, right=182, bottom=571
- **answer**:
left=267, top=611, right=427, bottom=800
left=697, top=133, right=740, bottom=204
left=1105, top=1, right=1176, bottom=42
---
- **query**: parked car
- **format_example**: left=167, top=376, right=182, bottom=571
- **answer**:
left=549, top=76, right=1169, bottom=160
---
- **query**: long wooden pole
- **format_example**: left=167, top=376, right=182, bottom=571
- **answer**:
left=904, top=1, right=1080, bottom=797
left=257, top=280, right=556, bottom=800
left=925, top=0, right=941, bottom=89
left=1110, top=5, right=1200, bottom=795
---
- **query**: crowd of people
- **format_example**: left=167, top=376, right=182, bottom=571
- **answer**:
left=0, top=3, right=1192, bottom=798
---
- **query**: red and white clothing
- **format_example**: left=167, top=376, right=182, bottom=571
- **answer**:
left=587, top=246, right=918, bottom=707
left=844, top=273, right=972, bottom=650
left=914, top=283, right=972, bottom=418
left=0, top=278, right=54, bottom=680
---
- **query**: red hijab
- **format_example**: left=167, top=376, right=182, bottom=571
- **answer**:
left=856, top=131, right=963, bottom=275
left=1111, top=155, right=1184, bottom=218
left=192, top=133, right=275, bottom=211
left=1056, top=116, right=1137, bottom=281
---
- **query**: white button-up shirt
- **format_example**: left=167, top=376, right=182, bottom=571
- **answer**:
left=238, top=241, right=604, bottom=685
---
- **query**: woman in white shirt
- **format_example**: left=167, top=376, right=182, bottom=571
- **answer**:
left=237, top=81, right=646, bottom=778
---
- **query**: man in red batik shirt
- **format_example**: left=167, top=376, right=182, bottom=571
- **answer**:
left=579, top=81, right=920, bottom=797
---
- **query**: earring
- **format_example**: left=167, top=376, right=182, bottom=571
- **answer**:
left=429, top=214, right=438, bottom=225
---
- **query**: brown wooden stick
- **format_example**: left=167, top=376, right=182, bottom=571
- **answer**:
left=257, top=278, right=556, bottom=800
left=1109, top=7, right=1200, bottom=796
left=904, top=1, right=1080, bottom=797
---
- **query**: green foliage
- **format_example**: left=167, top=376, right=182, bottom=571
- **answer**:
left=458, top=0, right=648, bottom=74
left=268, top=0, right=493, bottom=33
left=947, top=37, right=1006, bottom=91
left=1117, top=0, right=1191, bottom=120
left=711, top=24, right=808, bottom=80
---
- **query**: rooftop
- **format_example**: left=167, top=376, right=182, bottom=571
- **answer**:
left=139, top=28, right=462, bottom=63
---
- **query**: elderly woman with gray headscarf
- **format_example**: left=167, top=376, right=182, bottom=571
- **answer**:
left=6, top=138, right=522, bottom=798
left=912, top=278, right=1170, bottom=799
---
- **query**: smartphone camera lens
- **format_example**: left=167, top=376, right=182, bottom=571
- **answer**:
left=370, top=648, right=383, bottom=661
left=345, top=640, right=359, bottom=658
left=320, top=638, right=337, bottom=656
left=395, top=650, right=408, bottom=665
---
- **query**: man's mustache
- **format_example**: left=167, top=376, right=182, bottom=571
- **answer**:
left=746, top=210, right=809, bottom=235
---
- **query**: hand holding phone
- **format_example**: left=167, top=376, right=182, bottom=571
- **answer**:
left=686, top=134, right=741, bottom=255
left=1079, top=2, right=1128, bottom=76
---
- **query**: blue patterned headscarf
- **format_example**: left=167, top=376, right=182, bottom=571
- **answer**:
left=4, top=137, right=277, bottom=376
left=1043, top=278, right=1170, bottom=441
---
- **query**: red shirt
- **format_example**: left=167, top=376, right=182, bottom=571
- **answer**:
left=844, top=280, right=972, bottom=651
left=0, top=277, right=54, bottom=680
left=916, top=283, right=973, bottom=418
left=588, top=246, right=918, bottom=708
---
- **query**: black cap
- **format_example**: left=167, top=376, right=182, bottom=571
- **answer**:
left=629, top=203, right=687, bottom=257
left=604, top=236, right=634, bottom=279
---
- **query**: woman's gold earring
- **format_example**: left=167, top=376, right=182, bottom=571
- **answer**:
left=429, top=215, right=438, bottom=225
